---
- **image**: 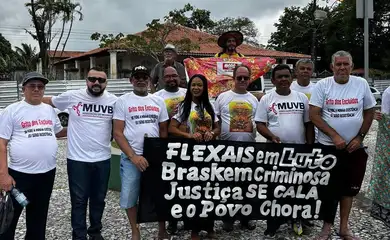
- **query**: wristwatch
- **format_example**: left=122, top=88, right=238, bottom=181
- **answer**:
left=357, top=132, right=366, bottom=139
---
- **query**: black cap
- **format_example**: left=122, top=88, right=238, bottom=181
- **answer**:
left=21, top=72, right=49, bottom=86
left=131, top=65, right=150, bottom=77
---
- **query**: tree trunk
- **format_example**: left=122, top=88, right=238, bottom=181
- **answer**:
left=60, top=16, right=74, bottom=58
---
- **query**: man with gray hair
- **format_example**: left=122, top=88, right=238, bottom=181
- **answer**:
left=309, top=50, right=376, bottom=240
left=150, top=44, right=187, bottom=92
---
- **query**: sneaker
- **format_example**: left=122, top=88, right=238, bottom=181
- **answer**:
left=167, top=221, right=178, bottom=234
left=88, top=235, right=104, bottom=240
left=222, top=221, right=234, bottom=232
left=292, top=220, right=303, bottom=236
left=241, top=220, right=256, bottom=230
left=264, top=229, right=276, bottom=239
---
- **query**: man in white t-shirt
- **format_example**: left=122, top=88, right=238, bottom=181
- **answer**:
left=254, top=64, right=314, bottom=238
left=154, top=65, right=187, bottom=234
left=113, top=65, right=169, bottom=240
left=0, top=72, right=66, bottom=240
left=42, top=67, right=117, bottom=240
left=215, top=65, right=258, bottom=232
left=309, top=51, right=376, bottom=240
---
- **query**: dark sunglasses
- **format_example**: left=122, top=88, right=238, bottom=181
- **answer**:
left=133, top=75, right=149, bottom=81
left=25, top=84, right=45, bottom=90
left=87, top=77, right=106, bottom=84
left=236, top=76, right=250, bottom=81
left=195, top=105, right=205, bottom=119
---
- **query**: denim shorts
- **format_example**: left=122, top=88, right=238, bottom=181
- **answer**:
left=119, top=153, right=141, bottom=209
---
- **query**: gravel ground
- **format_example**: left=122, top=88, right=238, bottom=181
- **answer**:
left=13, top=121, right=390, bottom=240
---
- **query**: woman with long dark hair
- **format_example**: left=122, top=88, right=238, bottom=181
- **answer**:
left=169, top=74, right=220, bottom=239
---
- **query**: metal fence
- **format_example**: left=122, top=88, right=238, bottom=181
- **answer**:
left=0, top=79, right=134, bottom=109
left=0, top=78, right=389, bottom=110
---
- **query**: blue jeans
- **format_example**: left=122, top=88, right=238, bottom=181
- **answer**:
left=67, top=159, right=110, bottom=240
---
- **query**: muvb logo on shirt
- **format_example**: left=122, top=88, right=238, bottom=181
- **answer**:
left=268, top=102, right=305, bottom=115
left=72, top=102, right=113, bottom=118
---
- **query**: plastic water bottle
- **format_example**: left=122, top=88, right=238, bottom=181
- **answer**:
left=10, top=187, right=29, bottom=207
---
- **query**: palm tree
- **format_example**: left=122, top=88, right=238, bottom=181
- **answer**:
left=59, top=1, right=83, bottom=58
left=52, top=0, right=83, bottom=61
left=14, top=43, right=38, bottom=71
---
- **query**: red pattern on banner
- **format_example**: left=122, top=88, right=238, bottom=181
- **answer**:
left=183, top=57, right=276, bottom=97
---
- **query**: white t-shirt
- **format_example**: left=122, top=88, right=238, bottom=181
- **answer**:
left=173, top=102, right=218, bottom=134
left=255, top=90, right=310, bottom=144
left=52, top=89, right=118, bottom=162
left=154, top=88, right=187, bottom=118
left=381, top=86, right=390, bottom=114
left=309, top=76, right=376, bottom=145
left=0, top=101, right=63, bottom=174
left=113, top=92, right=169, bottom=155
left=214, top=90, right=258, bottom=142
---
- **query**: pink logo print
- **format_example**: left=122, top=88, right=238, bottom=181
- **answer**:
left=72, top=102, right=83, bottom=116
left=268, top=103, right=277, bottom=115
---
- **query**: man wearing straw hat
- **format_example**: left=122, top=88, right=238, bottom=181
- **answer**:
left=215, top=30, right=245, bottom=58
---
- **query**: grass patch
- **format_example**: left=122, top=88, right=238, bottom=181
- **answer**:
left=111, top=141, right=120, bottom=149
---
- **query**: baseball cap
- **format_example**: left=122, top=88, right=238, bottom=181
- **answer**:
left=21, top=72, right=49, bottom=86
left=131, top=65, right=150, bottom=77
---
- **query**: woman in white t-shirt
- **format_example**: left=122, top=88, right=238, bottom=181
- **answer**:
left=169, top=74, right=220, bottom=240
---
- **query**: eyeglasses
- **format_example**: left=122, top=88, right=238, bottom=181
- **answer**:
left=25, top=84, right=45, bottom=90
left=195, top=105, right=204, bottom=119
left=87, top=77, right=106, bottom=84
left=236, top=76, right=250, bottom=81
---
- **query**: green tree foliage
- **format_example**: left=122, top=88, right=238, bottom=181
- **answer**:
left=90, top=3, right=262, bottom=62
left=268, top=0, right=390, bottom=72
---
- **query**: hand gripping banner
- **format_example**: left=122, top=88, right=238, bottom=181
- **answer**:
left=183, top=57, right=276, bottom=98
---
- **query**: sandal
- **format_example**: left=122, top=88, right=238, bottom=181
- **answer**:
left=338, top=233, right=361, bottom=240
left=313, top=233, right=332, bottom=240
left=156, top=232, right=172, bottom=240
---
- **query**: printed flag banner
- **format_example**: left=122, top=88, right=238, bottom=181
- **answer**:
left=183, top=57, right=276, bottom=98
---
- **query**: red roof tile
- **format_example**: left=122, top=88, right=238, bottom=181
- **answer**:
left=55, top=25, right=310, bottom=64
left=48, top=50, right=85, bottom=58
left=135, top=25, right=310, bottom=59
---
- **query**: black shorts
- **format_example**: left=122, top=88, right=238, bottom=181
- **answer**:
left=339, top=147, right=368, bottom=197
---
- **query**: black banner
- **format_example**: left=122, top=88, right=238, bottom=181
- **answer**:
left=138, top=138, right=343, bottom=223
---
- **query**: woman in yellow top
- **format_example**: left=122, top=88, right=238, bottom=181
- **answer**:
left=215, top=31, right=245, bottom=58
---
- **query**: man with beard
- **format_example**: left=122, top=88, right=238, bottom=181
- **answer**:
left=153, top=66, right=187, bottom=234
left=151, top=44, right=187, bottom=93
left=215, top=31, right=245, bottom=58
left=42, top=67, right=117, bottom=240
left=214, top=65, right=258, bottom=232
left=113, top=65, right=169, bottom=240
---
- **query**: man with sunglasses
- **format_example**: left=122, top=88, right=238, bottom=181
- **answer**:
left=113, top=65, right=169, bottom=240
left=42, top=67, right=117, bottom=240
left=214, top=65, right=258, bottom=232
left=0, top=72, right=67, bottom=240
left=150, top=44, right=187, bottom=93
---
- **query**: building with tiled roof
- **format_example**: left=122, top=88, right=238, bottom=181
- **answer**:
left=52, top=25, right=310, bottom=80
